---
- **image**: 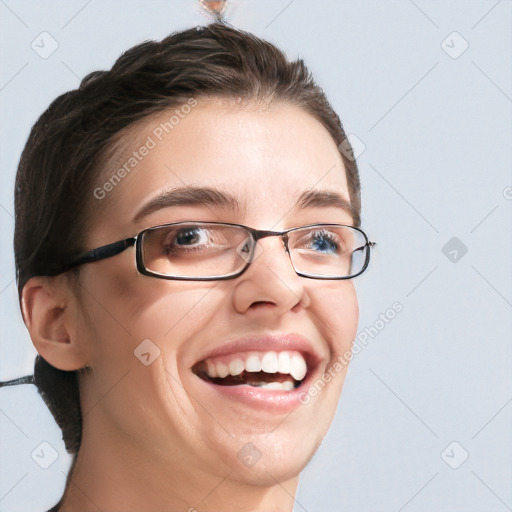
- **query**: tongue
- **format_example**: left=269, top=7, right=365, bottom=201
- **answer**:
left=208, top=370, right=296, bottom=387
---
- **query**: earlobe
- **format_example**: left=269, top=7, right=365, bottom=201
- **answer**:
left=21, top=276, right=89, bottom=371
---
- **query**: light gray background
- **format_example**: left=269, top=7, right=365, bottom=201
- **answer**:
left=1, top=1, right=511, bottom=511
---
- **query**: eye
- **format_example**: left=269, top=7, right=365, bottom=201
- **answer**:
left=157, top=224, right=242, bottom=258
left=173, top=227, right=208, bottom=247
left=293, top=228, right=344, bottom=255
left=163, top=226, right=214, bottom=255
left=308, top=230, right=340, bottom=254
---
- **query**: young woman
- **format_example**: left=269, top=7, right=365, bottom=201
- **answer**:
left=10, top=22, right=374, bottom=511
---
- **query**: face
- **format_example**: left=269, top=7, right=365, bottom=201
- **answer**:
left=76, top=98, right=359, bottom=486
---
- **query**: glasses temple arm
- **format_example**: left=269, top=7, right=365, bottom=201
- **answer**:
left=353, top=241, right=376, bottom=253
left=48, top=237, right=136, bottom=275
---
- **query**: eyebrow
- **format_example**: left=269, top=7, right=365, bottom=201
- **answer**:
left=133, top=186, right=354, bottom=224
left=295, top=189, right=354, bottom=216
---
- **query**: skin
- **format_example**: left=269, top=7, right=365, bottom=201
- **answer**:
left=22, top=98, right=359, bottom=512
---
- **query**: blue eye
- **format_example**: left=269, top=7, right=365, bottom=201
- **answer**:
left=291, top=228, right=343, bottom=256
left=309, top=231, right=340, bottom=254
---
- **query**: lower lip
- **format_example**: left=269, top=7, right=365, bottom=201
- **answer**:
left=195, top=372, right=316, bottom=413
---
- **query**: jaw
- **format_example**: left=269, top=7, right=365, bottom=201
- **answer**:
left=161, top=351, right=346, bottom=485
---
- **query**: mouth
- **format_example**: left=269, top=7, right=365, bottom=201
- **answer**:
left=192, top=350, right=309, bottom=391
left=190, top=334, right=323, bottom=412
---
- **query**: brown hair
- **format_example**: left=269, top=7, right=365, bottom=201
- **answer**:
left=14, top=22, right=361, bottom=455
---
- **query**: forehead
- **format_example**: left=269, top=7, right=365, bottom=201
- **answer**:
left=92, top=99, right=351, bottom=234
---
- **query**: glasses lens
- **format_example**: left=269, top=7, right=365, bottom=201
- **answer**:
left=140, top=223, right=251, bottom=278
left=287, top=225, right=369, bottom=278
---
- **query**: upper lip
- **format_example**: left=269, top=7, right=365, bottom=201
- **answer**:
left=192, top=333, right=324, bottom=373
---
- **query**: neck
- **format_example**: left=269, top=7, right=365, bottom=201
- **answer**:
left=58, top=421, right=300, bottom=512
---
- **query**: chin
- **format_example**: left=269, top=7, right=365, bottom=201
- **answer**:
left=201, top=417, right=328, bottom=486
left=226, top=442, right=318, bottom=486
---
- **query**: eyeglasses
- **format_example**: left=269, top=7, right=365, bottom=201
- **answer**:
left=51, top=221, right=376, bottom=280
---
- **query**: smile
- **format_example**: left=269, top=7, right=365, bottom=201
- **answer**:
left=190, top=334, right=323, bottom=412
left=193, top=350, right=308, bottom=390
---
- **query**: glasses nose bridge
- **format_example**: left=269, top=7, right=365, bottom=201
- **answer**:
left=245, top=229, right=292, bottom=272
left=252, top=228, right=290, bottom=252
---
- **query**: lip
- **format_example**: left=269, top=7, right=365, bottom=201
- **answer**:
left=191, top=333, right=325, bottom=413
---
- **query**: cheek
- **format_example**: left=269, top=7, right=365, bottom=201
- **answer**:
left=311, top=281, right=359, bottom=354
left=76, top=267, right=225, bottom=444
left=79, top=261, right=221, bottom=365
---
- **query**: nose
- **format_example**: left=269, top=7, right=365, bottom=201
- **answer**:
left=231, top=235, right=311, bottom=316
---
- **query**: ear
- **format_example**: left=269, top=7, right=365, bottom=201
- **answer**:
left=21, top=276, right=89, bottom=371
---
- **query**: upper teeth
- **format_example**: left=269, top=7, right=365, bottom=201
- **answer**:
left=204, top=351, right=307, bottom=381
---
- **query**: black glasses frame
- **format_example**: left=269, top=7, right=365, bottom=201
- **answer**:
left=50, top=221, right=376, bottom=281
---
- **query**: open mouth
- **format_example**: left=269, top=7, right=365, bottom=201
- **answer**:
left=192, top=350, right=310, bottom=391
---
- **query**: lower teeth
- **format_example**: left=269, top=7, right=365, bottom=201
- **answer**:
left=198, top=370, right=301, bottom=390
left=250, top=381, right=295, bottom=391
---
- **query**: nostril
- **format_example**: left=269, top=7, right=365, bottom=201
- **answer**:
left=251, top=300, right=275, bottom=308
